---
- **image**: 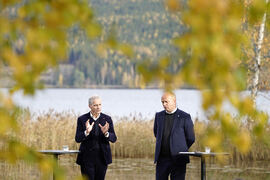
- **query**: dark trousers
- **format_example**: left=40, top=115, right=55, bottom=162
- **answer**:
left=80, top=150, right=107, bottom=180
left=156, top=157, right=186, bottom=180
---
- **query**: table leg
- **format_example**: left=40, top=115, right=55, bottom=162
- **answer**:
left=201, top=156, right=206, bottom=180
left=53, top=154, right=59, bottom=180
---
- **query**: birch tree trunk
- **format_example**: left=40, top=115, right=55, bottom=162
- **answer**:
left=251, top=0, right=269, bottom=102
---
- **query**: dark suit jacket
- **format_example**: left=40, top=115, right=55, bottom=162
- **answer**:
left=75, top=112, right=117, bottom=165
left=154, top=109, right=195, bottom=164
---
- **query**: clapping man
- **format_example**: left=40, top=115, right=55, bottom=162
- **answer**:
left=75, top=95, right=117, bottom=180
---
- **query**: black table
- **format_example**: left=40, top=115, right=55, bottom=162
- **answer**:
left=39, top=150, right=80, bottom=180
left=179, top=152, right=229, bottom=180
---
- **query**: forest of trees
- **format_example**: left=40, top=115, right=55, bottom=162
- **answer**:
left=0, top=0, right=186, bottom=88
left=1, top=0, right=269, bottom=89
left=56, top=0, right=185, bottom=88
left=48, top=0, right=270, bottom=90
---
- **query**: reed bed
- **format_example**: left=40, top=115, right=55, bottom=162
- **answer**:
left=1, top=110, right=270, bottom=179
left=13, top=110, right=270, bottom=161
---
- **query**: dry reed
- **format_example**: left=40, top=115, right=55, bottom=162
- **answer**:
left=14, top=110, right=270, bottom=162
left=12, top=110, right=270, bottom=160
left=1, top=110, right=270, bottom=179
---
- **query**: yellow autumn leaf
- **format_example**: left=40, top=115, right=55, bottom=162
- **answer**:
left=117, top=43, right=134, bottom=58
left=165, top=0, right=181, bottom=12
left=234, top=131, right=251, bottom=153
left=85, top=22, right=102, bottom=39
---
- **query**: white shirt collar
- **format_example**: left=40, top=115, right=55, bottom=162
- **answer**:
left=90, top=111, right=100, bottom=121
left=166, top=108, right=177, bottom=114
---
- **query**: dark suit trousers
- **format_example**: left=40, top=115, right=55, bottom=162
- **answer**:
left=81, top=150, right=107, bottom=180
left=156, top=157, right=186, bottom=180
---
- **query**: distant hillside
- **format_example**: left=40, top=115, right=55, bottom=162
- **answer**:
left=42, top=0, right=185, bottom=88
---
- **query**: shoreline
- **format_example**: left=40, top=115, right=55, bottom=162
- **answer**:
left=0, top=84, right=197, bottom=90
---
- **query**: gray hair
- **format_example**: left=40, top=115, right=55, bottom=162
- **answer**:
left=88, top=95, right=101, bottom=105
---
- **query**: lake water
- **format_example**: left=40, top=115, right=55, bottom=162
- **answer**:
left=1, top=88, right=270, bottom=120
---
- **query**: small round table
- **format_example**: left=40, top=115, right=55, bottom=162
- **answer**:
left=39, top=150, right=80, bottom=180
left=179, top=151, right=229, bottom=180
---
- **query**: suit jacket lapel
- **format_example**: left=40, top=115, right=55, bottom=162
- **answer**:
left=85, top=112, right=91, bottom=123
left=99, top=113, right=106, bottom=126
